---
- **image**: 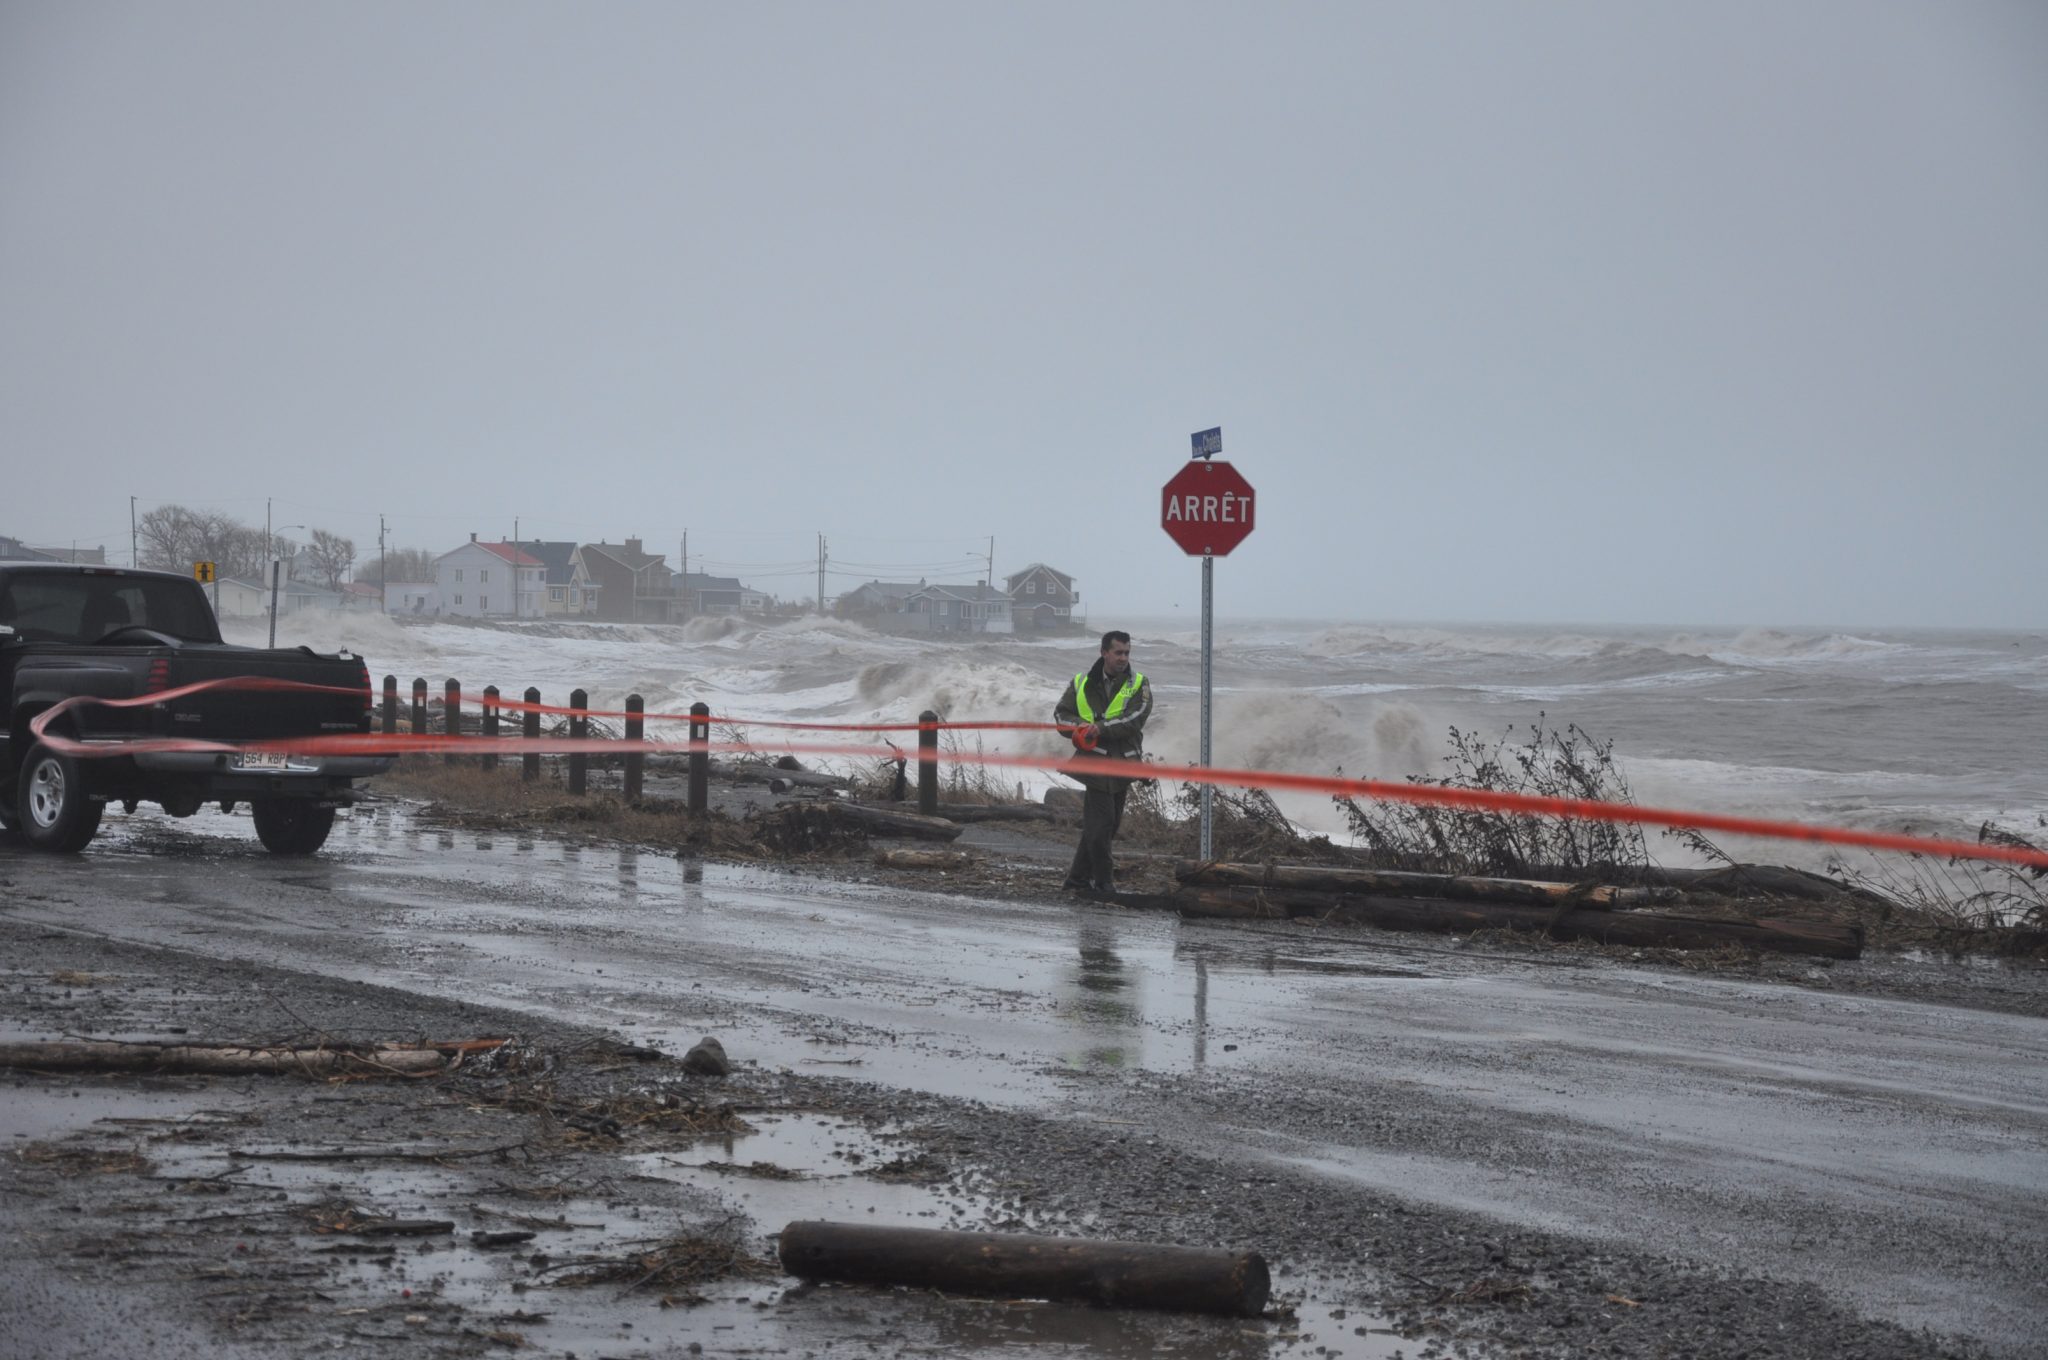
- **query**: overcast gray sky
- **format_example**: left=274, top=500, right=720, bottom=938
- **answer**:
left=3, top=1, right=2043, bottom=627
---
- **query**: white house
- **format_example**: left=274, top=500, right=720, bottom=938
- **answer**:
left=214, top=577, right=270, bottom=620
left=433, top=535, right=548, bottom=618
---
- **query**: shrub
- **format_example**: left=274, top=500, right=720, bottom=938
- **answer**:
left=1333, top=713, right=1648, bottom=876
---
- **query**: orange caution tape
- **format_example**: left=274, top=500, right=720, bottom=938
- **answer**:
left=28, top=677, right=2048, bottom=871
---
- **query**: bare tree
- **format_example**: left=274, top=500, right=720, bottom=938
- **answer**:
left=138, top=505, right=244, bottom=576
left=136, top=504, right=316, bottom=583
left=356, top=548, right=439, bottom=586
left=302, top=529, right=357, bottom=592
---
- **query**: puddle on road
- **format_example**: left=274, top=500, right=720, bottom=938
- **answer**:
left=106, top=1111, right=1410, bottom=1358
left=629, top=1112, right=980, bottom=1234
left=0, top=1080, right=248, bottom=1143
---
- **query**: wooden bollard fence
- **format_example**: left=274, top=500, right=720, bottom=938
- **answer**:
left=917, top=709, right=939, bottom=816
left=410, top=678, right=427, bottom=739
left=624, top=694, right=644, bottom=801
left=381, top=675, right=397, bottom=735
left=443, top=678, right=461, bottom=764
left=481, top=685, right=499, bottom=771
left=688, top=702, right=709, bottom=813
left=567, top=689, right=588, bottom=796
left=522, top=688, right=540, bottom=782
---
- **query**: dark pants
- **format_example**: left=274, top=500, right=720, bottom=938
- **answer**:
left=1066, top=774, right=1132, bottom=891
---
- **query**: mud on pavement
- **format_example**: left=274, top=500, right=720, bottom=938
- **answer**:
left=2, top=890, right=2024, bottom=1360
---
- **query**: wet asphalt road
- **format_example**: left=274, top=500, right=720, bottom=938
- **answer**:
left=5, top=802, right=2046, bottom=1355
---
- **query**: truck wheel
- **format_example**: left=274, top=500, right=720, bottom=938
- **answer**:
left=18, top=742, right=104, bottom=853
left=251, top=799, right=336, bottom=855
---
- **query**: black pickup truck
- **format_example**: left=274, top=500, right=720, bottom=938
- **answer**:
left=0, top=563, right=392, bottom=854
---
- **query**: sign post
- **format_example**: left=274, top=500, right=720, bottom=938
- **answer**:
left=1162, top=433, right=1256, bottom=859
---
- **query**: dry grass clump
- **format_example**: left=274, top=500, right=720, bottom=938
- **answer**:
left=1828, top=822, right=2048, bottom=957
left=372, top=764, right=765, bottom=857
left=1335, top=715, right=1648, bottom=876
left=377, top=761, right=558, bottom=813
left=539, top=1219, right=776, bottom=1299
left=937, top=730, right=1035, bottom=805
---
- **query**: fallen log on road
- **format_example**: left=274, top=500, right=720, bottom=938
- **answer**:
left=0, top=1040, right=503, bottom=1077
left=1173, top=886, right=1863, bottom=959
left=778, top=1221, right=1270, bottom=1317
left=1176, top=860, right=1677, bottom=907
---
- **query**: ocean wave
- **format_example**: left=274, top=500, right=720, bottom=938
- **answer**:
left=1303, top=624, right=1726, bottom=678
left=1688, top=628, right=1908, bottom=664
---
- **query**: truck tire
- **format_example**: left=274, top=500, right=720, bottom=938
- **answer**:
left=251, top=799, right=336, bottom=855
left=18, top=742, right=104, bottom=853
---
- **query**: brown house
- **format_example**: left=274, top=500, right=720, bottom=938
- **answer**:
left=1004, top=563, right=1078, bottom=629
left=574, top=538, right=672, bottom=621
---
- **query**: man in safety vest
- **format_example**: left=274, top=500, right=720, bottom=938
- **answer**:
left=1054, top=630, right=1153, bottom=896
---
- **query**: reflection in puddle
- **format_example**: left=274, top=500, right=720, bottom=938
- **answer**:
left=1059, top=918, right=1142, bottom=1069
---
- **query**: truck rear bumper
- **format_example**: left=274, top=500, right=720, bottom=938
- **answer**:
left=132, top=753, right=396, bottom=779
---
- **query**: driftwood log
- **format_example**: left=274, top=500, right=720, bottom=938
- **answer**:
left=778, top=1221, right=1270, bottom=1317
left=1173, top=886, right=1862, bottom=959
left=760, top=769, right=852, bottom=791
left=1176, top=861, right=1676, bottom=908
left=1410, top=860, right=1874, bottom=903
left=0, top=1040, right=502, bottom=1077
left=822, top=802, right=963, bottom=840
left=882, top=801, right=1056, bottom=823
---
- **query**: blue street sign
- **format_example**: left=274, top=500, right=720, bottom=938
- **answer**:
left=1191, top=426, right=1222, bottom=459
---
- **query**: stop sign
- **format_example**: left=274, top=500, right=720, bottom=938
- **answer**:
left=1161, top=459, right=1257, bottom=556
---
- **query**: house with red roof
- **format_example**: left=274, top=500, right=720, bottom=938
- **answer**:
left=432, top=534, right=547, bottom=619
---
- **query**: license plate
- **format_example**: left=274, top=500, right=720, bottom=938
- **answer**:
left=236, top=751, right=290, bottom=771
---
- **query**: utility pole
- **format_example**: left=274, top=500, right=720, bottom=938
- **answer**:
left=817, top=534, right=826, bottom=614
left=378, top=514, right=388, bottom=616
left=986, top=534, right=994, bottom=586
left=129, top=496, right=138, bottom=570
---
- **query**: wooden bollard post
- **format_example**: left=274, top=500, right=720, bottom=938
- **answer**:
left=623, top=694, right=644, bottom=801
left=777, top=1221, right=1270, bottom=1318
left=567, top=688, right=588, bottom=796
left=481, top=685, right=500, bottom=772
left=522, top=687, right=541, bottom=782
left=917, top=709, right=939, bottom=816
left=381, top=675, right=397, bottom=735
left=443, top=678, right=461, bottom=764
left=410, top=678, right=427, bottom=738
left=688, top=701, right=709, bottom=813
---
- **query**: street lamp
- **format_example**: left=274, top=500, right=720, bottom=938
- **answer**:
left=268, top=524, right=306, bottom=648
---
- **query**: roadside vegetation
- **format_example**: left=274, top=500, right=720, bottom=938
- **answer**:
left=1332, top=714, right=1648, bottom=875
left=1827, top=823, right=2048, bottom=958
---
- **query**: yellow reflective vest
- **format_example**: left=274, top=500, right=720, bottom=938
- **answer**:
left=1073, top=670, right=1145, bottom=724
